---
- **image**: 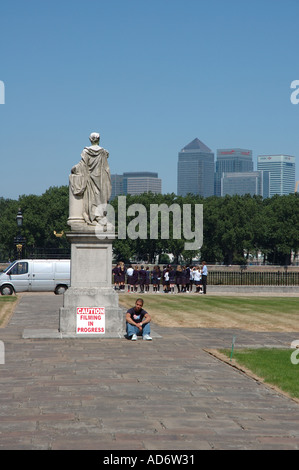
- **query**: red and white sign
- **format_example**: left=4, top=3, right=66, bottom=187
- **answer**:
left=76, top=307, right=105, bottom=334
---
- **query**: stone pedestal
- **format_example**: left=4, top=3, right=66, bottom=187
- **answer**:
left=59, top=230, right=124, bottom=338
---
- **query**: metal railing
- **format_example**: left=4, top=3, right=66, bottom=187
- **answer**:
left=26, top=248, right=71, bottom=259
left=209, top=271, right=299, bottom=286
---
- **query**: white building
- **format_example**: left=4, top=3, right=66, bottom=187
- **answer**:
left=257, top=155, right=295, bottom=196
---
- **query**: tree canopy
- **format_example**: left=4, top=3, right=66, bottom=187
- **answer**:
left=0, top=187, right=298, bottom=265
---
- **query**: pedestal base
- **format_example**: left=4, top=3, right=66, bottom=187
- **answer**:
left=59, top=287, right=124, bottom=337
left=58, top=230, right=124, bottom=338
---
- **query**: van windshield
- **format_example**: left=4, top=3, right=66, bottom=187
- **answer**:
left=4, top=262, right=28, bottom=275
left=3, top=262, right=15, bottom=273
left=9, top=262, right=28, bottom=275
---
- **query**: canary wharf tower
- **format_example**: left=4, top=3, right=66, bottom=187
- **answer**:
left=177, top=138, right=214, bottom=197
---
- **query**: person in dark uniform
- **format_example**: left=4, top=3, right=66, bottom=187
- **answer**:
left=112, top=263, right=120, bottom=290
left=145, top=266, right=150, bottom=292
left=118, top=261, right=126, bottom=291
left=175, top=265, right=182, bottom=293
left=181, top=266, right=187, bottom=292
left=169, top=266, right=176, bottom=294
left=151, top=265, right=161, bottom=293
left=132, top=265, right=139, bottom=292
left=139, top=265, right=146, bottom=293
left=185, top=266, right=191, bottom=292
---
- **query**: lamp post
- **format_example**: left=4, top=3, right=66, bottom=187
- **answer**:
left=16, top=208, right=23, bottom=229
left=14, top=207, right=26, bottom=259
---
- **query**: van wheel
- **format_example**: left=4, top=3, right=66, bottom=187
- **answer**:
left=54, top=285, right=68, bottom=295
left=0, top=285, right=14, bottom=295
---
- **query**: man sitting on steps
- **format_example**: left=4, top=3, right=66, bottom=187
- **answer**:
left=126, top=298, right=152, bottom=341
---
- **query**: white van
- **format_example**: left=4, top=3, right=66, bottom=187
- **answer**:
left=0, top=259, right=70, bottom=295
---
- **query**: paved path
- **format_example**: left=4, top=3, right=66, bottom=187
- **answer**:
left=0, top=293, right=299, bottom=450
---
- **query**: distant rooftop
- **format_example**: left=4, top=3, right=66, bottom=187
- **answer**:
left=181, top=138, right=212, bottom=153
left=123, top=171, right=158, bottom=178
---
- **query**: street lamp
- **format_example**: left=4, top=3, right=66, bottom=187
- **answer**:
left=14, top=208, right=26, bottom=259
left=16, top=208, right=23, bottom=228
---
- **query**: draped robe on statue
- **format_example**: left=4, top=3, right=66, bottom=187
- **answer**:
left=70, top=145, right=111, bottom=225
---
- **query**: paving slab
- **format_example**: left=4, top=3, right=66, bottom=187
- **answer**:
left=0, top=292, right=299, bottom=450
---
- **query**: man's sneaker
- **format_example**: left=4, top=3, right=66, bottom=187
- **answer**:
left=143, top=334, right=152, bottom=341
left=131, top=334, right=137, bottom=341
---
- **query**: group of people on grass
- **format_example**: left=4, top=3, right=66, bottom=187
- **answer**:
left=112, top=262, right=208, bottom=294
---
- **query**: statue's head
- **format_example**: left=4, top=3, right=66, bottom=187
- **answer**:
left=89, top=132, right=100, bottom=144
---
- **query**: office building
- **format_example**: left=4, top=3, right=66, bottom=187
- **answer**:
left=177, top=138, right=214, bottom=197
left=257, top=155, right=295, bottom=196
left=124, top=172, right=162, bottom=196
left=221, top=171, right=270, bottom=198
left=215, top=148, right=253, bottom=196
left=110, top=174, right=124, bottom=199
left=111, top=172, right=162, bottom=199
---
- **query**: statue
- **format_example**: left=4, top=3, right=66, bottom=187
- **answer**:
left=69, top=132, right=113, bottom=231
left=59, top=132, right=122, bottom=341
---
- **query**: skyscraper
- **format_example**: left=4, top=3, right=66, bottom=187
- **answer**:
left=215, top=149, right=253, bottom=196
left=123, top=172, right=162, bottom=196
left=221, top=171, right=270, bottom=198
left=110, top=174, right=124, bottom=199
left=110, top=172, right=162, bottom=199
left=257, top=155, right=295, bottom=196
left=177, top=138, right=214, bottom=197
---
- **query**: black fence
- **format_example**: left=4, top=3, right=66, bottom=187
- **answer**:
left=26, top=248, right=71, bottom=259
left=209, top=271, right=299, bottom=286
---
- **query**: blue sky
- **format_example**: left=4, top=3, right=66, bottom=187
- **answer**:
left=1, top=0, right=299, bottom=199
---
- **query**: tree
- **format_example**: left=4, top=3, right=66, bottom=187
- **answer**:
left=0, top=197, right=21, bottom=260
left=0, top=186, right=69, bottom=261
left=1, top=187, right=298, bottom=266
left=262, top=194, right=299, bottom=265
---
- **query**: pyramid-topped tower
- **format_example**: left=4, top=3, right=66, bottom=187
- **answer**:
left=181, top=138, right=212, bottom=153
left=177, top=138, right=214, bottom=197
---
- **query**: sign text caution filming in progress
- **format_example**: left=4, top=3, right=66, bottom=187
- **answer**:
left=77, top=307, right=105, bottom=334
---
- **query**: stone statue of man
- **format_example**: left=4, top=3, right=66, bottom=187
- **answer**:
left=70, top=132, right=111, bottom=226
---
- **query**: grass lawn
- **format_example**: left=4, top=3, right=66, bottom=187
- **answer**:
left=220, top=348, right=299, bottom=400
left=0, top=295, right=18, bottom=327
left=118, top=294, right=299, bottom=331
